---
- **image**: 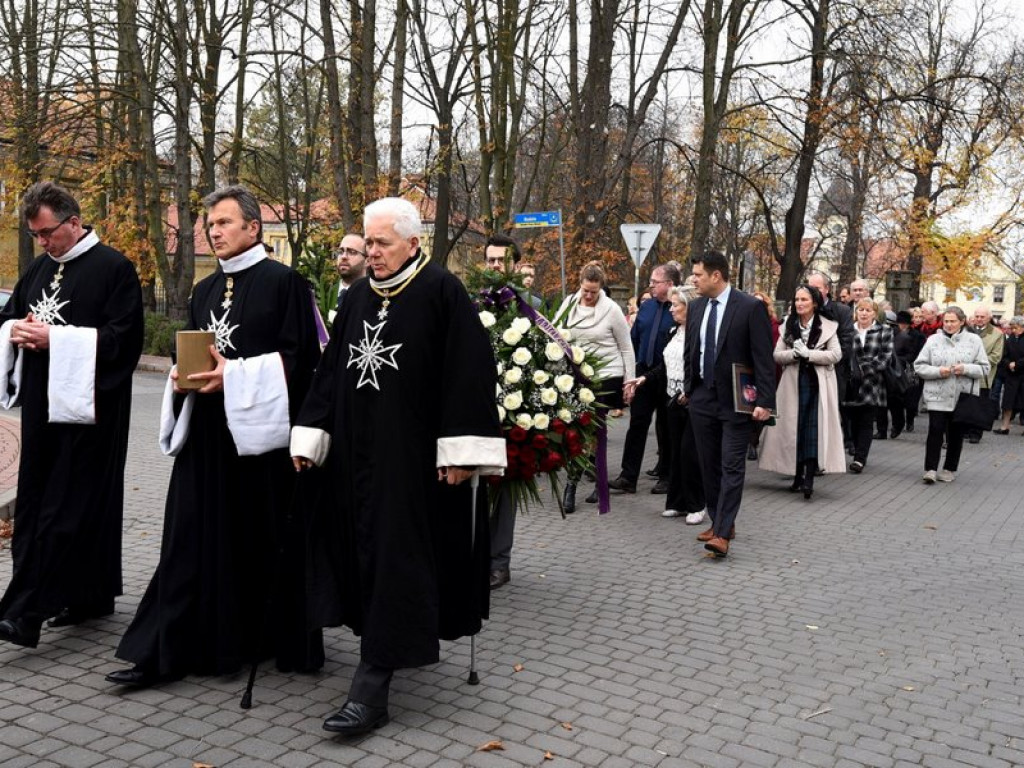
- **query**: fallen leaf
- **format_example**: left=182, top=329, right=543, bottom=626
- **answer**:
left=805, top=625, right=819, bottom=630
left=560, top=722, right=573, bottom=731
left=544, top=752, right=554, bottom=760
left=923, top=525, right=937, bottom=530
left=791, top=559, right=800, bottom=565
left=902, top=685, right=915, bottom=691
left=513, top=663, right=524, bottom=672
left=477, top=740, right=504, bottom=752
left=539, top=574, right=546, bottom=579
left=193, top=763, right=216, bottom=768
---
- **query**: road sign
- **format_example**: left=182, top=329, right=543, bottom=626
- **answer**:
left=513, top=211, right=562, bottom=228
left=619, top=223, right=662, bottom=269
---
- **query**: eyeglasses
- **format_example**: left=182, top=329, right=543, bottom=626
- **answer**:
left=337, top=247, right=365, bottom=258
left=27, top=215, right=73, bottom=240
left=649, top=278, right=670, bottom=285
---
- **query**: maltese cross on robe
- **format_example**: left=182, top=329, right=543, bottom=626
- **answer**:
left=348, top=320, right=402, bottom=390
left=29, top=288, right=70, bottom=326
left=206, top=308, right=240, bottom=353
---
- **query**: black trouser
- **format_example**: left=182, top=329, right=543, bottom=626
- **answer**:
left=904, top=382, right=923, bottom=427
left=844, top=404, right=876, bottom=464
left=349, top=659, right=394, bottom=708
left=925, top=411, right=966, bottom=471
left=666, top=403, right=705, bottom=513
left=619, top=365, right=668, bottom=484
left=876, top=388, right=908, bottom=435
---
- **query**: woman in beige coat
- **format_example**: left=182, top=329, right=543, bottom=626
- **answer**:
left=759, top=285, right=846, bottom=498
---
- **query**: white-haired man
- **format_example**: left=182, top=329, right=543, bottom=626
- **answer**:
left=965, top=306, right=1004, bottom=443
left=291, top=197, right=506, bottom=736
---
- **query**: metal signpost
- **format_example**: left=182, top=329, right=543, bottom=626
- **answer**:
left=619, top=223, right=662, bottom=298
left=512, top=210, right=566, bottom=299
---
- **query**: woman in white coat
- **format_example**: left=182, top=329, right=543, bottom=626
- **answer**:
left=759, top=285, right=846, bottom=499
left=554, top=261, right=636, bottom=511
left=913, top=306, right=989, bottom=484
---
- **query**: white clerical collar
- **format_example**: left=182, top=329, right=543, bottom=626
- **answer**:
left=219, top=243, right=268, bottom=274
left=50, top=229, right=100, bottom=264
left=370, top=252, right=428, bottom=290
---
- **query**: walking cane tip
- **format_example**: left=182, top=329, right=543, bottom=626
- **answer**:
left=467, top=671, right=480, bottom=685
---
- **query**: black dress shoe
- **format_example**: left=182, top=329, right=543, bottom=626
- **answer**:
left=890, top=428, right=902, bottom=439
left=48, top=600, right=115, bottom=628
left=905, top=424, right=914, bottom=433
left=650, top=479, right=669, bottom=494
left=644, top=468, right=660, bottom=477
left=872, top=431, right=887, bottom=440
left=584, top=488, right=598, bottom=504
left=489, top=569, right=510, bottom=590
left=0, top=617, right=42, bottom=648
left=607, top=476, right=636, bottom=494
left=323, top=700, right=389, bottom=736
left=104, top=666, right=169, bottom=688
left=561, top=482, right=577, bottom=514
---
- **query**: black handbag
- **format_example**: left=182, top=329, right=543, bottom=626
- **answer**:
left=951, top=391, right=1000, bottom=431
left=884, top=355, right=916, bottom=394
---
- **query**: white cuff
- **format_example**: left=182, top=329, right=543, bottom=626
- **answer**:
left=223, top=352, right=290, bottom=456
left=436, top=435, right=507, bottom=476
left=48, top=326, right=97, bottom=424
left=158, top=368, right=194, bottom=456
left=0, top=320, right=22, bottom=409
left=290, top=426, right=331, bottom=467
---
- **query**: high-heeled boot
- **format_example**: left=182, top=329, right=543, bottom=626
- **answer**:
left=801, top=460, right=816, bottom=499
left=561, top=482, right=577, bottom=514
left=789, top=462, right=804, bottom=492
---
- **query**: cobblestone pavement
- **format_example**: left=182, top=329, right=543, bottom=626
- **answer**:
left=2, top=371, right=1024, bottom=767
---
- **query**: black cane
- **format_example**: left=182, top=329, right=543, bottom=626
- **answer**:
left=467, top=473, right=480, bottom=685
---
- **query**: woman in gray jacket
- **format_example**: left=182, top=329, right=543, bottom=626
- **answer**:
left=914, top=306, right=990, bottom=484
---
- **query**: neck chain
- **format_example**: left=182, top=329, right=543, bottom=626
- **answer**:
left=222, top=276, right=235, bottom=310
left=369, top=257, right=429, bottom=321
left=50, top=263, right=65, bottom=291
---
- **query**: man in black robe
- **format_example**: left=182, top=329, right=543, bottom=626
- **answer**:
left=292, top=197, right=505, bottom=736
left=0, top=182, right=143, bottom=648
left=106, top=185, right=322, bottom=686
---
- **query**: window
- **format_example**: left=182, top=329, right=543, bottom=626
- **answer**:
left=993, top=284, right=1006, bottom=303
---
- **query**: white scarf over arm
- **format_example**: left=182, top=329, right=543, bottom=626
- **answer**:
left=0, top=320, right=24, bottom=409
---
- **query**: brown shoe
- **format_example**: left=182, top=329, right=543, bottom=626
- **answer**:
left=704, top=537, right=729, bottom=557
left=696, top=525, right=735, bottom=542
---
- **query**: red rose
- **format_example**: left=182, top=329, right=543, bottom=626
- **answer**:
left=568, top=443, right=583, bottom=458
left=509, top=426, right=528, bottom=442
left=551, top=419, right=566, bottom=434
left=506, top=444, right=520, bottom=458
left=547, top=450, right=563, bottom=467
left=532, top=434, right=548, bottom=449
left=520, top=447, right=537, bottom=466
left=578, top=412, right=592, bottom=427
left=566, top=429, right=580, bottom=444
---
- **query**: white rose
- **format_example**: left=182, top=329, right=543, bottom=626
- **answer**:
left=479, top=311, right=496, bottom=328
left=533, top=413, right=550, bottom=430
left=558, top=408, right=573, bottom=422
left=554, top=374, right=575, bottom=393
left=540, top=388, right=559, bottom=406
left=571, top=346, right=585, bottom=364
left=533, top=370, right=550, bottom=385
left=502, top=328, right=523, bottom=345
left=512, top=347, right=532, bottom=366
left=581, top=363, right=595, bottom=378
left=545, top=342, right=564, bottom=362
left=578, top=388, right=596, bottom=404
left=503, top=391, right=523, bottom=410
left=497, top=405, right=506, bottom=421
left=511, top=317, right=532, bottom=334
left=516, top=413, right=533, bottom=430
left=558, top=328, right=573, bottom=341
left=504, top=367, right=523, bottom=385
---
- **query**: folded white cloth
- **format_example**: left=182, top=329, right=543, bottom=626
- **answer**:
left=48, top=325, right=97, bottom=424
left=290, top=426, right=331, bottom=467
left=436, top=435, right=507, bottom=476
left=0, top=320, right=23, bottom=410
left=223, top=352, right=290, bottom=456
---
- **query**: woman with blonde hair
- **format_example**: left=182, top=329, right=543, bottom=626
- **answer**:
left=842, top=298, right=893, bottom=473
left=554, top=261, right=635, bottom=511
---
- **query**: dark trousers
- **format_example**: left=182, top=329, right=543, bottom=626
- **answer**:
left=845, top=404, right=876, bottom=464
left=489, top=487, right=515, bottom=571
left=350, top=659, right=394, bottom=708
left=904, top=382, right=923, bottom=427
left=619, top=365, right=668, bottom=483
left=876, top=388, right=912, bottom=435
left=689, top=387, right=754, bottom=536
left=925, top=411, right=966, bottom=471
left=666, top=404, right=705, bottom=514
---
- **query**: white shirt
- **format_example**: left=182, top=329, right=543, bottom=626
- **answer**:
left=699, top=284, right=732, bottom=375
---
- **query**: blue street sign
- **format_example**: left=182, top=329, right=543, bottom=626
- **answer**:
left=513, top=211, right=562, bottom=228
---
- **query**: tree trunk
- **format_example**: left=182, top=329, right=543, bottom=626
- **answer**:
left=320, top=0, right=355, bottom=229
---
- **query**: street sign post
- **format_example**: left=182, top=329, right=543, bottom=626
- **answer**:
left=513, top=210, right=567, bottom=299
left=619, top=223, right=662, bottom=298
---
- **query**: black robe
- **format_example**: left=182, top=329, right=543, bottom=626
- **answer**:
left=297, top=260, right=503, bottom=670
left=115, top=256, right=323, bottom=676
left=0, top=242, right=143, bottom=621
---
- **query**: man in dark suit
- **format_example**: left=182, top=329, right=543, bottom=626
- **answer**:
left=683, top=251, right=774, bottom=558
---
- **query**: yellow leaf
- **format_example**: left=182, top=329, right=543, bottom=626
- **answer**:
left=560, top=722, right=573, bottom=731
left=903, top=685, right=915, bottom=691
left=544, top=751, right=554, bottom=760
left=193, top=763, right=216, bottom=768
left=513, top=663, right=524, bottom=672
left=477, top=740, right=504, bottom=752
left=805, top=625, right=819, bottom=630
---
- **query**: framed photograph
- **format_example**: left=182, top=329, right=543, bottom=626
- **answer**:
left=732, top=364, right=777, bottom=416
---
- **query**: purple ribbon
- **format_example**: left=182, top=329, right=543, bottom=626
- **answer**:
left=310, top=288, right=330, bottom=348
left=481, top=285, right=610, bottom=514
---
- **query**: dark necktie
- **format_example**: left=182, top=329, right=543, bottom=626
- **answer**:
left=645, top=303, right=665, bottom=366
left=336, top=287, right=347, bottom=310
left=703, top=299, right=719, bottom=386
